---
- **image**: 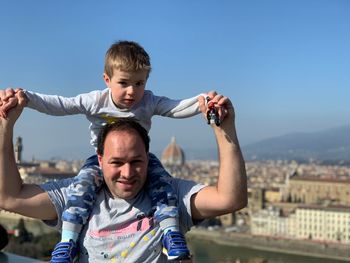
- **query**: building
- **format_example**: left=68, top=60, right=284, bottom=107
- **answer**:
left=14, top=136, right=23, bottom=163
left=161, top=137, right=185, bottom=166
left=251, top=204, right=350, bottom=244
left=281, top=175, right=350, bottom=205
left=251, top=206, right=290, bottom=238
left=13, top=136, right=77, bottom=184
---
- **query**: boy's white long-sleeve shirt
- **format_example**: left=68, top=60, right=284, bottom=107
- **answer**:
left=25, top=88, right=201, bottom=149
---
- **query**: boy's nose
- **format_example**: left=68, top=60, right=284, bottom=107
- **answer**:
left=126, top=86, right=136, bottom=95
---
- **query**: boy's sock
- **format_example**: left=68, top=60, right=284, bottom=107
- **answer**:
left=154, top=205, right=190, bottom=260
left=159, top=218, right=179, bottom=234
left=61, top=221, right=82, bottom=242
left=155, top=205, right=179, bottom=232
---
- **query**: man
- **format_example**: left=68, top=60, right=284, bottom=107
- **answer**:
left=0, top=92, right=247, bottom=262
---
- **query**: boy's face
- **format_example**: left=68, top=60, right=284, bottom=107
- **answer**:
left=103, top=69, right=148, bottom=109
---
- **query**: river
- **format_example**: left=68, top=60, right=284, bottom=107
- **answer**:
left=188, top=238, right=349, bottom=263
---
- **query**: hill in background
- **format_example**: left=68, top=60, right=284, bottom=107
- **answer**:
left=242, top=125, right=350, bottom=163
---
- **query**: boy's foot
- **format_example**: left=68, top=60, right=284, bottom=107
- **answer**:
left=162, top=230, right=191, bottom=261
left=50, top=240, right=77, bottom=263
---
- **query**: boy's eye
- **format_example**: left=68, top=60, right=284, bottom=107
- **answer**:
left=135, top=81, right=144, bottom=87
left=118, top=81, right=128, bottom=86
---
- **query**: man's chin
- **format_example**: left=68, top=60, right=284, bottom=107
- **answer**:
left=114, top=189, right=138, bottom=200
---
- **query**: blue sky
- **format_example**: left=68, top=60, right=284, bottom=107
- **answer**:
left=1, top=0, right=349, bottom=160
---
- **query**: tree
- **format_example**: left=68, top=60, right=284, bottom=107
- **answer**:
left=15, top=219, right=33, bottom=244
left=0, top=224, right=9, bottom=250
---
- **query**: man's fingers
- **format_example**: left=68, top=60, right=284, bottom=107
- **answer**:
left=5, top=88, right=16, bottom=100
left=205, top=90, right=217, bottom=100
left=2, top=97, right=18, bottom=113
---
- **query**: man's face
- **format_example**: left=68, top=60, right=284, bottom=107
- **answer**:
left=98, top=130, right=148, bottom=199
left=103, top=69, right=148, bottom=109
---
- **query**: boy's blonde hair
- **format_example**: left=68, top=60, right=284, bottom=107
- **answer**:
left=104, top=41, right=152, bottom=78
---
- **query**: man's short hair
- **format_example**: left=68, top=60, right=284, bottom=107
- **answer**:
left=97, top=118, right=150, bottom=156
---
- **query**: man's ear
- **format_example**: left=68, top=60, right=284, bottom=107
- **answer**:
left=97, top=154, right=103, bottom=168
left=103, top=73, right=111, bottom=88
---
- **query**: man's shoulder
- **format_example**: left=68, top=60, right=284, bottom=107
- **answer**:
left=40, top=178, right=74, bottom=195
left=168, top=177, right=204, bottom=196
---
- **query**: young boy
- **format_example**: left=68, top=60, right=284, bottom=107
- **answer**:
left=1, top=41, right=216, bottom=262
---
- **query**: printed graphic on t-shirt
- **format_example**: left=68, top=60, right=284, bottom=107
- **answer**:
left=85, top=212, right=160, bottom=262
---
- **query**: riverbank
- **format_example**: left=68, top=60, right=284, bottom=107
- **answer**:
left=186, top=228, right=350, bottom=262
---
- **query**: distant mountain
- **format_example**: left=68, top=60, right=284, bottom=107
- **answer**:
left=242, top=125, right=350, bottom=162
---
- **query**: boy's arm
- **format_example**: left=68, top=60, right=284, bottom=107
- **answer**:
left=190, top=95, right=247, bottom=220
left=0, top=93, right=57, bottom=220
left=24, top=89, right=97, bottom=116
left=152, top=91, right=206, bottom=118
left=0, top=87, right=98, bottom=116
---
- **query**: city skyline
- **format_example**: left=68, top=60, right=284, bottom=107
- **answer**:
left=1, top=1, right=350, bottom=160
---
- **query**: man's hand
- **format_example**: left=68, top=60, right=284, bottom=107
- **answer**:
left=0, top=89, right=26, bottom=128
left=0, top=88, right=25, bottom=118
left=199, top=91, right=232, bottom=125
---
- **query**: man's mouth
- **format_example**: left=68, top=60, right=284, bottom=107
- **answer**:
left=117, top=180, right=136, bottom=189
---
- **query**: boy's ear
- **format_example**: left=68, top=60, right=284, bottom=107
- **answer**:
left=103, top=73, right=111, bottom=87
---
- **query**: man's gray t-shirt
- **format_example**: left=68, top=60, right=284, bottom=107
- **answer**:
left=41, top=177, right=205, bottom=262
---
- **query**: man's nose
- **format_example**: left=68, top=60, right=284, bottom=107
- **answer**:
left=121, top=163, right=133, bottom=178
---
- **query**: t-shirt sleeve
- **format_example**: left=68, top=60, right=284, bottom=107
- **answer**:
left=39, top=178, right=73, bottom=230
left=169, top=178, right=206, bottom=233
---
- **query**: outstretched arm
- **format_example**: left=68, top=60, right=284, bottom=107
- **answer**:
left=190, top=95, right=247, bottom=220
left=0, top=92, right=57, bottom=220
left=0, top=87, right=96, bottom=117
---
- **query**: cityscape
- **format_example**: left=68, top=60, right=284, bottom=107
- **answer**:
left=1, top=135, right=350, bottom=262
left=1, top=1, right=349, bottom=262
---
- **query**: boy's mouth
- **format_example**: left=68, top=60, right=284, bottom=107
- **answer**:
left=122, top=99, right=135, bottom=106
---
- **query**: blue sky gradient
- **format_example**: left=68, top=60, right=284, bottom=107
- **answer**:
left=1, top=0, right=349, bottom=160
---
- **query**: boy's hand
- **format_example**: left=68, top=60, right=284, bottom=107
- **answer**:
left=0, top=88, right=24, bottom=118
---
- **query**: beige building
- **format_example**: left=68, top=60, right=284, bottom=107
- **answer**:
left=251, top=205, right=350, bottom=244
left=251, top=207, right=290, bottom=237
left=161, top=137, right=185, bottom=166
left=282, top=176, right=350, bottom=205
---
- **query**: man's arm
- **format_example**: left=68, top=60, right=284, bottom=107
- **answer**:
left=0, top=93, right=57, bottom=220
left=190, top=95, right=247, bottom=220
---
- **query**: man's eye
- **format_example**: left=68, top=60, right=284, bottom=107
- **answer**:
left=111, top=161, right=123, bottom=166
left=135, top=82, right=143, bottom=87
